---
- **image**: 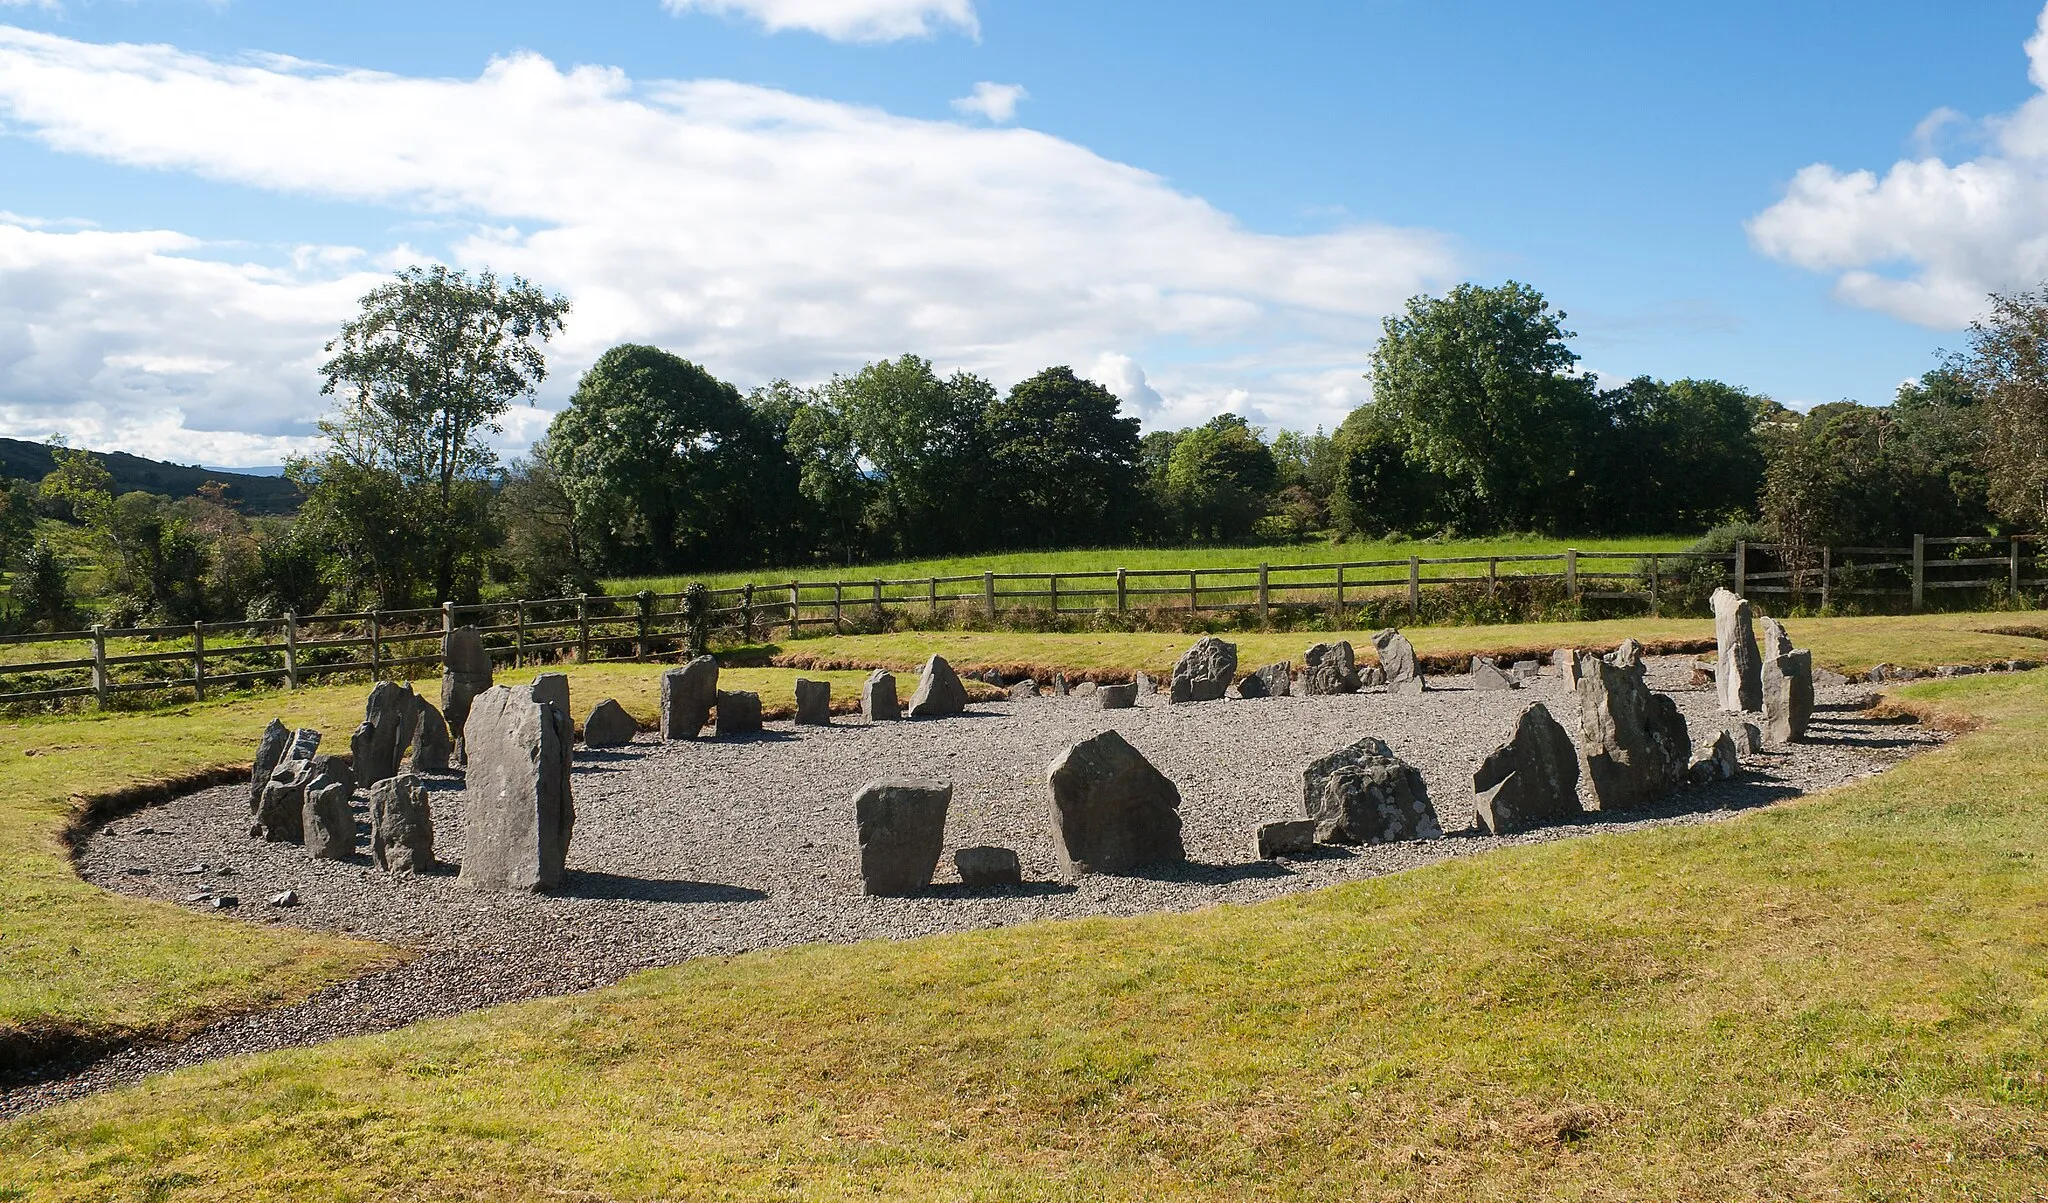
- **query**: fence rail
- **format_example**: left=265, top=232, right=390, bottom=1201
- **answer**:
left=1, top=535, right=2039, bottom=711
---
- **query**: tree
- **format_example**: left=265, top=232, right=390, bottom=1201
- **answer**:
left=1328, top=404, right=1445, bottom=537
left=11, top=539, right=71, bottom=631
left=496, top=445, right=591, bottom=596
left=0, top=472, right=37, bottom=566
left=38, top=444, right=114, bottom=527
left=1163, top=414, right=1277, bottom=541
left=310, top=265, right=569, bottom=602
left=1581, top=377, right=1770, bottom=532
left=982, top=366, right=1142, bottom=548
left=1957, top=288, right=2048, bottom=529
left=1758, top=399, right=1992, bottom=558
left=1368, top=281, right=1599, bottom=531
left=804, top=355, right=996, bottom=556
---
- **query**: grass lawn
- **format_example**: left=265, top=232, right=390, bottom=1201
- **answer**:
left=607, top=533, right=1693, bottom=593
left=770, top=608, right=2048, bottom=679
left=5, top=670, right=2048, bottom=1198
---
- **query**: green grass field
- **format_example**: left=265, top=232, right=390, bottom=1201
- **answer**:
left=5, top=668, right=2047, bottom=1198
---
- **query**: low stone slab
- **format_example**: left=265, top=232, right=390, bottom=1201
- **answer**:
left=1237, top=661, right=1291, bottom=699
left=1254, top=819, right=1318, bottom=859
left=854, top=778, right=951, bottom=896
left=907, top=655, right=969, bottom=717
left=369, top=772, right=434, bottom=873
left=302, top=755, right=357, bottom=862
left=1470, top=657, right=1515, bottom=691
left=1472, top=702, right=1581, bottom=835
left=794, top=678, right=832, bottom=725
left=1304, top=737, right=1441, bottom=843
left=253, top=761, right=308, bottom=843
left=1007, top=679, right=1039, bottom=702
left=1097, top=682, right=1138, bottom=709
left=862, top=670, right=900, bottom=721
left=954, top=845, right=1022, bottom=888
left=1045, top=730, right=1185, bottom=877
left=583, top=699, right=639, bottom=747
left=1072, top=681, right=1098, bottom=697
left=460, top=684, right=575, bottom=892
left=714, top=690, right=763, bottom=736
left=1301, top=641, right=1360, bottom=695
left=662, top=655, right=719, bottom=739
left=1170, top=637, right=1237, bottom=703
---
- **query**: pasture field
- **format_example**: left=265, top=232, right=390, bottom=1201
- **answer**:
left=4, top=669, right=2047, bottom=1198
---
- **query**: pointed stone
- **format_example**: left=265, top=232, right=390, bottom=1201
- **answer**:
left=1471, top=657, right=1516, bottom=691
left=1045, top=731, right=1184, bottom=877
left=1169, top=637, right=1237, bottom=703
left=460, top=685, right=574, bottom=892
left=1711, top=588, right=1763, bottom=713
left=1472, top=702, right=1581, bottom=834
left=249, top=719, right=290, bottom=816
left=1576, top=658, right=1691, bottom=811
left=906, top=655, right=968, bottom=717
left=582, top=699, right=639, bottom=747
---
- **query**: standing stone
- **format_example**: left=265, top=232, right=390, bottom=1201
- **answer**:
left=1689, top=729, right=1742, bottom=784
left=440, top=626, right=494, bottom=744
left=1051, top=673, right=1070, bottom=696
left=460, top=685, right=574, bottom=892
left=1237, top=661, right=1291, bottom=699
left=1097, top=682, right=1138, bottom=709
left=407, top=698, right=453, bottom=773
left=661, top=655, right=719, bottom=739
left=1301, top=641, right=1362, bottom=695
left=1761, top=616, right=1793, bottom=663
left=1254, top=819, right=1319, bottom=859
left=1576, top=658, right=1691, bottom=811
left=1072, top=680, right=1098, bottom=697
left=1470, top=657, right=1516, bottom=691
left=794, top=678, right=832, bottom=725
left=301, top=755, right=357, bottom=861
left=1135, top=672, right=1156, bottom=696
left=530, top=673, right=570, bottom=723
left=249, top=719, right=290, bottom=815
left=582, top=699, right=639, bottom=747
left=1728, top=721, right=1764, bottom=754
left=1762, top=648, right=1814, bottom=745
left=714, top=690, right=764, bottom=736
left=287, top=727, right=323, bottom=762
left=954, top=845, right=1023, bottom=888
left=906, top=655, right=969, bottom=717
left=253, top=760, right=308, bottom=843
left=351, top=681, right=413, bottom=788
left=1045, top=731, right=1185, bottom=877
left=1472, top=702, right=1581, bottom=835
left=1556, top=648, right=1584, bottom=687
left=1007, top=679, right=1039, bottom=703
left=862, top=670, right=901, bottom=721
left=1302, top=738, right=1441, bottom=843
left=1169, top=637, right=1237, bottom=703
left=1371, top=630, right=1425, bottom=696
left=1711, top=588, right=1764, bottom=713
left=1605, top=638, right=1647, bottom=678
left=854, top=779, right=951, bottom=896
left=369, top=772, right=434, bottom=873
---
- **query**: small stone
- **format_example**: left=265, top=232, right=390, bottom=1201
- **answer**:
left=182, top=891, right=211, bottom=904
left=954, top=845, right=1023, bottom=888
left=1254, top=819, right=1318, bottom=859
left=1135, top=672, right=1156, bottom=695
left=211, top=895, right=238, bottom=910
left=1007, top=679, right=1039, bottom=703
left=175, top=863, right=207, bottom=875
left=1238, top=661, right=1291, bottom=699
left=1470, top=657, right=1516, bottom=691
left=1512, top=660, right=1541, bottom=682
left=714, top=690, right=764, bottom=736
left=1371, top=630, right=1424, bottom=695
left=907, top=655, right=969, bottom=718
left=1051, top=673, right=1070, bottom=696
left=794, top=678, right=832, bottom=725
left=1605, top=638, right=1647, bottom=678
left=1728, top=721, right=1763, bottom=754
left=1097, top=683, right=1138, bottom=709
left=1556, top=648, right=1584, bottom=687
left=1072, top=681, right=1098, bottom=697
left=120, top=866, right=150, bottom=876
left=1688, top=729, right=1741, bottom=784
left=854, top=779, right=951, bottom=896
left=582, top=699, right=640, bottom=747
left=267, top=889, right=298, bottom=908
left=862, top=670, right=901, bottom=721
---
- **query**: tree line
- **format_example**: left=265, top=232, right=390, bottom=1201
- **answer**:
left=4, top=268, right=2043, bottom=628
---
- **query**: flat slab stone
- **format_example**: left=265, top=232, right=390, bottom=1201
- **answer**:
left=1712, top=588, right=1763, bottom=713
left=954, top=844, right=1023, bottom=888
left=369, top=772, right=434, bottom=873
left=714, top=690, right=763, bottom=736
left=1045, top=730, right=1185, bottom=877
left=583, top=699, right=639, bottom=747
left=1254, top=818, right=1318, bottom=859
left=855, top=778, right=951, bottom=896
left=1097, top=682, right=1138, bottom=709
left=794, top=678, right=832, bottom=726
left=662, top=656, right=719, bottom=739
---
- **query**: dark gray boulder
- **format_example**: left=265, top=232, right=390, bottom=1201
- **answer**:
left=1301, top=641, right=1360, bottom=695
left=1762, top=648, right=1814, bottom=745
left=1007, top=679, right=1039, bottom=703
left=301, top=755, right=357, bottom=861
left=1712, top=588, right=1763, bottom=713
left=1097, top=682, right=1138, bottom=709
left=854, top=779, right=951, bottom=896
left=1045, top=731, right=1185, bottom=877
left=954, top=845, right=1023, bottom=888
left=369, top=772, right=433, bottom=873
left=907, top=655, right=968, bottom=717
left=1472, top=702, right=1581, bottom=835
left=862, top=670, right=900, bottom=721
left=249, top=719, right=290, bottom=815
left=661, top=655, right=719, bottom=739
left=1689, top=729, right=1741, bottom=784
left=439, top=626, right=494, bottom=744
left=1303, top=738, right=1441, bottom=844
left=459, top=684, right=574, bottom=892
left=1254, top=819, right=1318, bottom=859
left=351, top=681, right=414, bottom=787
left=794, top=678, right=832, bottom=725
left=1470, top=657, right=1516, bottom=691
left=1169, top=637, right=1237, bottom=703
left=582, top=698, right=639, bottom=747
left=1238, top=661, right=1291, bottom=699
left=253, top=760, right=308, bottom=843
left=407, top=698, right=453, bottom=772
left=714, top=690, right=763, bottom=736
left=1371, top=630, right=1424, bottom=695
left=530, top=673, right=570, bottom=723
left=1576, top=658, right=1691, bottom=811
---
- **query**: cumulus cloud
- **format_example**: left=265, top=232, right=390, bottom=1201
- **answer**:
left=951, top=81, right=1026, bottom=123
left=0, top=27, right=1454, bottom=462
left=661, top=0, right=976, bottom=42
left=1748, top=2, right=2048, bottom=328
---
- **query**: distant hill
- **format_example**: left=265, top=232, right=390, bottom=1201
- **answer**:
left=0, top=437, right=303, bottom=515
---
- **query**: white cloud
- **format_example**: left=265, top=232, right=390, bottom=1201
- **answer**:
left=1747, top=2, right=2048, bottom=328
left=661, top=0, right=976, bottom=42
left=0, top=28, right=1455, bottom=462
left=951, top=81, right=1026, bottom=123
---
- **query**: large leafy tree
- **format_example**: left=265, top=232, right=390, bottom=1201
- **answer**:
left=302, top=265, right=568, bottom=603
left=1959, top=288, right=2048, bottom=529
left=982, top=366, right=1142, bottom=548
left=1163, top=414, right=1277, bottom=541
left=1581, top=377, right=1772, bottom=532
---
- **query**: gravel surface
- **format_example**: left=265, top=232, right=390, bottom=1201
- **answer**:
left=5, top=656, right=1942, bottom=1116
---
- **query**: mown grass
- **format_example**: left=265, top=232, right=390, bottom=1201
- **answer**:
left=5, top=670, right=2047, bottom=1199
left=0, top=661, right=925, bottom=1047
left=608, top=533, right=1692, bottom=593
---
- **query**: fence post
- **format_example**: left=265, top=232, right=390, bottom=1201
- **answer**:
left=2011, top=536, right=2023, bottom=599
left=1116, top=568, right=1128, bottom=615
left=1188, top=571, right=1198, bottom=614
left=578, top=594, right=591, bottom=663
left=192, top=621, right=207, bottom=702
left=1911, top=534, right=1926, bottom=613
left=741, top=583, right=756, bottom=644
left=1487, top=557, right=1498, bottom=601
left=441, top=600, right=454, bottom=641
left=928, top=577, right=938, bottom=618
left=1257, top=563, right=1270, bottom=625
left=1566, top=549, right=1580, bottom=600
left=635, top=592, right=652, bottom=662
left=789, top=583, right=801, bottom=639
left=1649, top=556, right=1661, bottom=618
left=872, top=579, right=884, bottom=624
left=513, top=602, right=526, bottom=667
left=369, top=610, right=382, bottom=679
left=1335, top=563, right=1345, bottom=611
left=1822, top=547, right=1833, bottom=612
left=984, top=572, right=997, bottom=622
left=91, top=624, right=108, bottom=710
left=833, top=582, right=844, bottom=634
left=1407, top=556, right=1420, bottom=618
left=285, top=612, right=300, bottom=691
left=1733, top=541, right=1746, bottom=596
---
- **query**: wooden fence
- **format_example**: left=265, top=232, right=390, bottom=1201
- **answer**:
left=0, top=535, right=2037, bottom=710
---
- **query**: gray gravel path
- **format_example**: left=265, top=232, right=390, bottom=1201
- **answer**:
left=4, top=657, right=1941, bottom=1116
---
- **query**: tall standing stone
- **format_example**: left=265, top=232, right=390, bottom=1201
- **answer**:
left=407, top=698, right=453, bottom=773
left=661, top=655, right=719, bottom=739
left=794, top=678, right=832, bottom=725
left=1556, top=648, right=1584, bottom=688
left=301, top=755, right=357, bottom=861
left=1302, top=737, right=1441, bottom=843
left=1301, top=641, right=1361, bottom=695
left=1762, top=648, right=1814, bottom=745
left=853, top=779, right=951, bottom=896
left=1711, top=588, right=1763, bottom=713
left=369, top=772, right=434, bottom=873
left=530, top=673, right=570, bottom=723
left=862, top=670, right=900, bottom=721
left=1577, top=658, right=1691, bottom=811
left=1472, top=703, right=1581, bottom=834
left=907, top=655, right=968, bottom=717
left=1371, top=629, right=1425, bottom=696
left=351, top=682, right=413, bottom=788
left=440, top=626, right=494, bottom=745
left=1761, top=616, right=1793, bottom=663
left=460, top=685, right=574, bottom=892
left=1045, top=731, right=1185, bottom=877
left=249, top=719, right=290, bottom=816
left=1169, top=637, right=1237, bottom=703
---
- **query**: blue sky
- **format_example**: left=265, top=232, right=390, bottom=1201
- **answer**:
left=2, top=0, right=2045, bottom=465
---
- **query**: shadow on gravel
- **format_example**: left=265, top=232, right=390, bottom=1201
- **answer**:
left=1119, top=860, right=1295, bottom=885
left=556, top=870, right=768, bottom=904
left=921, top=880, right=1074, bottom=900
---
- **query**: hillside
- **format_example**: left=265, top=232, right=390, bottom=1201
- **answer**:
left=0, top=437, right=301, bottom=515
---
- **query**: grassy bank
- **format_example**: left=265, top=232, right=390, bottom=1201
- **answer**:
left=5, top=670, right=2046, bottom=1198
